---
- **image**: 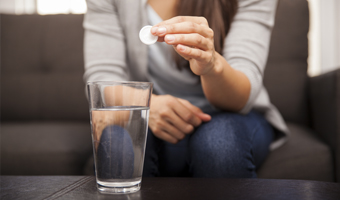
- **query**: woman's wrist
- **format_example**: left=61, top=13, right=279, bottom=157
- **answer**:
left=201, top=52, right=227, bottom=78
left=200, top=52, right=250, bottom=112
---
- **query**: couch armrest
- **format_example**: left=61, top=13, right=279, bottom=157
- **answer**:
left=309, top=68, right=340, bottom=182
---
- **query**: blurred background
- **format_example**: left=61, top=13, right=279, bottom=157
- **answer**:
left=0, top=0, right=339, bottom=75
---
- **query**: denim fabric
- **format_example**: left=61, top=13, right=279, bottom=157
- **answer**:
left=96, top=125, right=134, bottom=179
left=143, top=110, right=274, bottom=178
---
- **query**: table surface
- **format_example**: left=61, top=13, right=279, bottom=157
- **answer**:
left=1, top=176, right=340, bottom=200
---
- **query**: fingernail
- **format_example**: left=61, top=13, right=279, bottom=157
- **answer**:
left=151, top=27, right=157, bottom=34
left=158, top=27, right=166, bottom=34
left=165, top=35, right=175, bottom=42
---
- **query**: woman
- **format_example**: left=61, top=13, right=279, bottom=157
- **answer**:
left=83, top=0, right=288, bottom=178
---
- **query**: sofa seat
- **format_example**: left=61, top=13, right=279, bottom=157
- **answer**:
left=1, top=122, right=92, bottom=175
left=257, top=123, right=334, bottom=182
left=0, top=122, right=335, bottom=181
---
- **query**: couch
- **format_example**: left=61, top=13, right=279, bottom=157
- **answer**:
left=1, top=0, right=339, bottom=182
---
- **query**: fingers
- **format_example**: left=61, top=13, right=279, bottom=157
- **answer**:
left=150, top=115, right=185, bottom=144
left=150, top=107, right=189, bottom=144
left=176, top=44, right=213, bottom=64
left=152, top=128, right=179, bottom=144
left=163, top=33, right=214, bottom=65
left=156, top=99, right=198, bottom=132
left=165, top=33, right=212, bottom=51
left=157, top=119, right=186, bottom=140
left=152, top=21, right=213, bottom=39
left=166, top=110, right=195, bottom=133
left=151, top=104, right=197, bottom=144
left=172, top=100, right=203, bottom=128
left=154, top=16, right=209, bottom=28
left=149, top=95, right=211, bottom=144
left=195, top=112, right=212, bottom=122
left=149, top=16, right=216, bottom=76
left=178, top=99, right=211, bottom=122
left=177, top=98, right=202, bottom=113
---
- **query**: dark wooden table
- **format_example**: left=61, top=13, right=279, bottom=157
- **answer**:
left=1, top=176, right=339, bottom=200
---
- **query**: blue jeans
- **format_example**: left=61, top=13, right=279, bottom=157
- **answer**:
left=143, top=110, right=274, bottom=178
left=96, top=125, right=135, bottom=179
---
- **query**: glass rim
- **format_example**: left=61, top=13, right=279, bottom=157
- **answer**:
left=86, top=80, right=153, bottom=86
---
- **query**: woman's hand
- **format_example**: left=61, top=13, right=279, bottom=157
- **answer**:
left=151, top=16, right=251, bottom=112
left=149, top=94, right=211, bottom=144
left=151, top=16, right=217, bottom=76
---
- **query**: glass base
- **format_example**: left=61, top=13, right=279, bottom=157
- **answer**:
left=97, top=183, right=141, bottom=194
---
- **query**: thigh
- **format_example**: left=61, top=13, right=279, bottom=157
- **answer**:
left=189, top=111, right=274, bottom=178
left=143, top=128, right=191, bottom=177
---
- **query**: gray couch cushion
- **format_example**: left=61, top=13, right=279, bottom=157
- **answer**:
left=0, top=15, right=43, bottom=73
left=264, top=0, right=310, bottom=126
left=1, top=122, right=92, bottom=175
left=257, top=123, right=334, bottom=182
left=0, top=14, right=88, bottom=121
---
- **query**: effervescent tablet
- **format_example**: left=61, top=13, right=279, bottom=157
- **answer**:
left=139, top=25, right=158, bottom=45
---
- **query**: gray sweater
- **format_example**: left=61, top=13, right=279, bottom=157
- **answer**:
left=83, top=0, right=289, bottom=149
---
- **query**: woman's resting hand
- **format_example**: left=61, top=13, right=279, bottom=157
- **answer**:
left=149, top=94, right=211, bottom=144
left=151, top=16, right=216, bottom=76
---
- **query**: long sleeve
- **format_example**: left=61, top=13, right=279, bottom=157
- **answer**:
left=223, top=0, right=278, bottom=114
left=83, top=0, right=129, bottom=83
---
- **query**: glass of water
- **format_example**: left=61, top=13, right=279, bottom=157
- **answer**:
left=87, top=81, right=153, bottom=194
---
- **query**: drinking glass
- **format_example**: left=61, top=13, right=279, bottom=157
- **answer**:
left=87, top=81, right=153, bottom=194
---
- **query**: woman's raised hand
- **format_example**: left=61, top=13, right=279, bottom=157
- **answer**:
left=149, top=94, right=211, bottom=144
left=151, top=16, right=217, bottom=76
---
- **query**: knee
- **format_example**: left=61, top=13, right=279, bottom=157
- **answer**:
left=99, top=125, right=134, bottom=153
left=190, top=113, right=245, bottom=154
left=189, top=113, right=255, bottom=178
left=97, top=125, right=134, bottom=179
